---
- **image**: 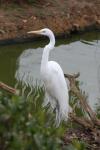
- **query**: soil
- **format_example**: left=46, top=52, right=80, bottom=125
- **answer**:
left=63, top=127, right=100, bottom=150
left=0, top=0, right=100, bottom=42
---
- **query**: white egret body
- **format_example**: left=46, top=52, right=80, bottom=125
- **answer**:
left=27, top=28, right=70, bottom=126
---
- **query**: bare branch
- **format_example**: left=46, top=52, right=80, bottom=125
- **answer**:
left=64, top=73, right=100, bottom=127
left=0, top=81, right=19, bottom=95
left=64, top=72, right=80, bottom=79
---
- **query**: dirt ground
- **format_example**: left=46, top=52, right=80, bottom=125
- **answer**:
left=63, top=127, right=100, bottom=150
left=0, top=0, right=100, bottom=42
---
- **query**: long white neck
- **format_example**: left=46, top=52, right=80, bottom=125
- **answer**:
left=41, top=32, right=55, bottom=72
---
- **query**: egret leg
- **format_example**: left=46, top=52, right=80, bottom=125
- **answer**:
left=55, top=102, right=61, bottom=127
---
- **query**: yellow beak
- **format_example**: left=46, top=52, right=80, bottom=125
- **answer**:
left=27, top=30, right=41, bottom=34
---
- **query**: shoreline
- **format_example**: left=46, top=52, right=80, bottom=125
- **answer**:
left=0, top=0, right=100, bottom=45
left=0, top=26, right=99, bottom=46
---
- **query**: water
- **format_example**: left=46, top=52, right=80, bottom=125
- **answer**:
left=0, top=31, right=100, bottom=107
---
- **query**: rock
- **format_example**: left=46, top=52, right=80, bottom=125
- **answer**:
left=22, top=19, right=27, bottom=23
left=96, top=20, right=100, bottom=25
left=0, top=29, right=5, bottom=34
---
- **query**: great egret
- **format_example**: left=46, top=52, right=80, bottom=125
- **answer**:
left=27, top=28, right=70, bottom=126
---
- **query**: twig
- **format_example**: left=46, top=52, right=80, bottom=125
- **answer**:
left=64, top=72, right=80, bottom=79
left=69, top=113, right=94, bottom=129
left=64, top=73, right=100, bottom=127
left=0, top=81, right=19, bottom=95
left=69, top=113, right=100, bottom=143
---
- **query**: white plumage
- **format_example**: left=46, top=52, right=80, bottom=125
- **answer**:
left=28, top=28, right=70, bottom=126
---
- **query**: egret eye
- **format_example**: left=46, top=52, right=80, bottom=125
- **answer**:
left=43, top=30, right=46, bottom=33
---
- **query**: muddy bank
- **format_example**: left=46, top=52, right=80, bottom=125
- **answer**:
left=0, top=0, right=100, bottom=43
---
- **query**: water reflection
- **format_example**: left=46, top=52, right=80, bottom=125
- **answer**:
left=15, top=38, right=100, bottom=107
left=15, top=48, right=42, bottom=87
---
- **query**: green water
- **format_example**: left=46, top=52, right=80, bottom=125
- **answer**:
left=0, top=31, right=100, bottom=107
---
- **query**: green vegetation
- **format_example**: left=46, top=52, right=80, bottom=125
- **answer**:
left=0, top=88, right=65, bottom=150
left=65, top=140, right=86, bottom=150
left=0, top=82, right=99, bottom=149
left=0, top=87, right=87, bottom=150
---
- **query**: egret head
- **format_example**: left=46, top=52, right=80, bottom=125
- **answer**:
left=27, top=28, right=54, bottom=37
left=27, top=28, right=55, bottom=48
